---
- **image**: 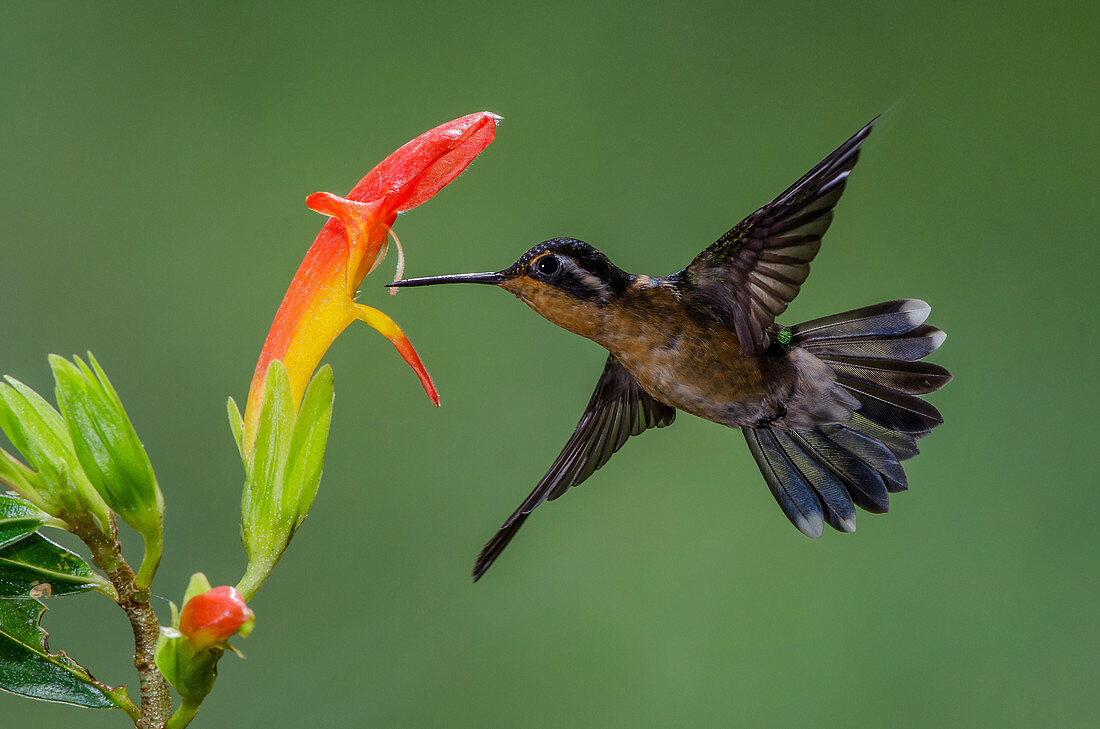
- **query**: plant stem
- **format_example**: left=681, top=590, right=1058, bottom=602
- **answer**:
left=103, top=685, right=141, bottom=723
left=135, top=527, right=163, bottom=589
left=235, top=560, right=270, bottom=602
left=165, top=697, right=201, bottom=729
left=71, top=514, right=172, bottom=729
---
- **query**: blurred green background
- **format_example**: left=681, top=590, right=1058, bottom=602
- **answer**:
left=1, top=1, right=1096, bottom=727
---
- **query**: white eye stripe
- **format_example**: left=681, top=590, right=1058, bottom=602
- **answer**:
left=571, top=265, right=610, bottom=298
left=532, top=254, right=610, bottom=298
left=575, top=269, right=604, bottom=290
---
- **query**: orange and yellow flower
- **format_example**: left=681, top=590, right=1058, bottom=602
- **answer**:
left=242, top=112, right=498, bottom=450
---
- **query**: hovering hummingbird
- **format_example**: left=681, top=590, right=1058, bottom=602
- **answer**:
left=390, top=118, right=951, bottom=581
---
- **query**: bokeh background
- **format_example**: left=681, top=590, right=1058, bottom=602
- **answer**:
left=1, top=1, right=1096, bottom=727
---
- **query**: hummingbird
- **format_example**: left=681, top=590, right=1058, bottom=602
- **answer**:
left=390, top=118, right=951, bottom=581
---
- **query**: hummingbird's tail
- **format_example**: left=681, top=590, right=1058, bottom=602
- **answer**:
left=743, top=299, right=950, bottom=537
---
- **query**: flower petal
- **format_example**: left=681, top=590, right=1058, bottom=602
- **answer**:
left=347, top=112, right=500, bottom=214
left=306, top=192, right=384, bottom=291
left=353, top=304, right=438, bottom=406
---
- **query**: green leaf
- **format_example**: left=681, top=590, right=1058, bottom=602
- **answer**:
left=0, top=533, right=109, bottom=598
left=0, top=448, right=47, bottom=509
left=49, top=354, right=164, bottom=542
left=0, top=384, right=77, bottom=510
left=241, top=361, right=295, bottom=562
left=180, top=572, right=212, bottom=611
left=0, top=379, right=111, bottom=529
left=227, top=397, right=244, bottom=462
left=1, top=378, right=70, bottom=450
left=0, top=495, right=48, bottom=551
left=237, top=363, right=334, bottom=601
left=0, top=598, right=116, bottom=708
left=155, top=627, right=219, bottom=704
left=284, top=365, right=334, bottom=530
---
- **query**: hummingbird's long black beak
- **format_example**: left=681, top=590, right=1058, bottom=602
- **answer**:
left=387, top=271, right=508, bottom=288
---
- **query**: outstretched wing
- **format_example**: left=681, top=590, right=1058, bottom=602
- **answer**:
left=473, top=356, right=675, bottom=581
left=677, top=119, right=876, bottom=357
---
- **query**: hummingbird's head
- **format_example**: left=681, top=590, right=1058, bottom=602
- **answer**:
left=388, top=238, right=632, bottom=337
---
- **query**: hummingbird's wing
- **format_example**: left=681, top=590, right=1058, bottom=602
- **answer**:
left=473, top=355, right=675, bottom=581
left=677, top=118, right=876, bottom=357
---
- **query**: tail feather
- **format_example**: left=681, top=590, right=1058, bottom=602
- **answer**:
left=823, top=357, right=951, bottom=394
left=743, top=428, right=826, bottom=538
left=790, top=429, right=891, bottom=513
left=789, top=299, right=930, bottom=340
left=820, top=426, right=908, bottom=492
left=746, top=299, right=949, bottom=535
left=798, top=324, right=946, bottom=362
left=843, top=414, right=920, bottom=461
left=772, top=430, right=856, bottom=532
left=834, top=374, right=943, bottom=433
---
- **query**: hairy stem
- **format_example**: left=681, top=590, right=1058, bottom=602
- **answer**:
left=71, top=514, right=172, bottom=729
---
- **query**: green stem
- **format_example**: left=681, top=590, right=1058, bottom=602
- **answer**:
left=165, top=697, right=202, bottom=729
left=235, top=560, right=270, bottom=602
left=134, top=527, right=163, bottom=589
left=105, top=685, right=141, bottom=723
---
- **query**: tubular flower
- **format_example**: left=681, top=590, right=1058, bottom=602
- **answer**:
left=243, top=112, right=499, bottom=451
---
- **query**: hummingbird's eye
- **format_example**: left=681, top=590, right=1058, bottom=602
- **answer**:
left=535, top=255, right=561, bottom=276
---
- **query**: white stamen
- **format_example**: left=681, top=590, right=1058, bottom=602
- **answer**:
left=386, top=225, right=406, bottom=296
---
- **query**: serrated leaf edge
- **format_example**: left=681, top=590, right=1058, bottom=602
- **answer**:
left=0, top=599, right=117, bottom=708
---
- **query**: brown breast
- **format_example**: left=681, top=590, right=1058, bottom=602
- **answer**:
left=594, top=279, right=786, bottom=426
left=505, top=274, right=792, bottom=426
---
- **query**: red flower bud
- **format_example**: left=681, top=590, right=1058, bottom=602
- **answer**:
left=179, top=585, right=254, bottom=650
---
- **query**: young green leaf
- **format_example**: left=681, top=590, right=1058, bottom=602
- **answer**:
left=0, top=495, right=49, bottom=551
left=155, top=627, right=219, bottom=705
left=227, top=396, right=245, bottom=462
left=241, top=361, right=295, bottom=567
left=49, top=355, right=164, bottom=566
left=0, top=379, right=111, bottom=530
left=237, top=363, right=334, bottom=600
left=2, top=378, right=70, bottom=447
left=284, top=364, right=334, bottom=530
left=0, top=533, right=112, bottom=599
left=0, top=599, right=117, bottom=708
left=181, top=572, right=213, bottom=608
left=0, top=450, right=48, bottom=514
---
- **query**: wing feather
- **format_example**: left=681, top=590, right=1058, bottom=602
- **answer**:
left=472, top=356, right=675, bottom=580
left=678, top=119, right=877, bottom=356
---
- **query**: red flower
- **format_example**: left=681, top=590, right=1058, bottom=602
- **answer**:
left=242, top=112, right=499, bottom=453
left=179, top=585, right=254, bottom=650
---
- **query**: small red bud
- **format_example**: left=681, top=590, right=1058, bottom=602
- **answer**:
left=179, top=585, right=254, bottom=650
